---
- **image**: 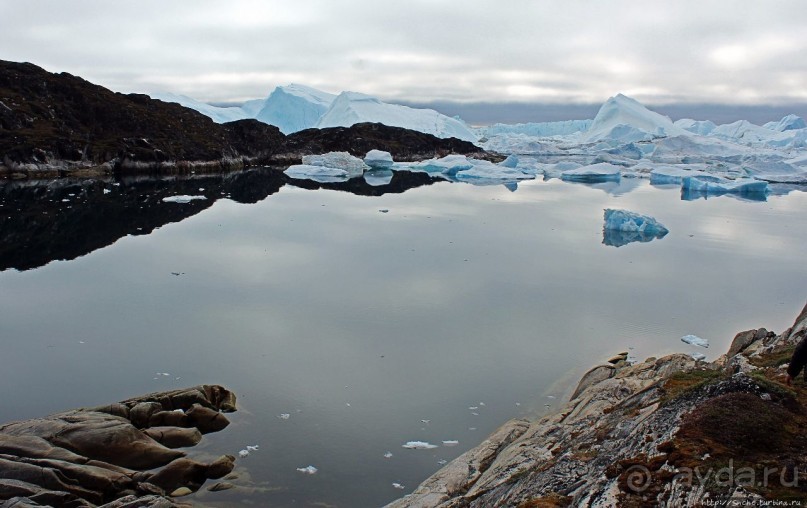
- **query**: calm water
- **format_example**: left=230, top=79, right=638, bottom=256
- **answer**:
left=1, top=169, right=806, bottom=507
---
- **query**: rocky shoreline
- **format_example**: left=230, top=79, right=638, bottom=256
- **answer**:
left=0, top=385, right=238, bottom=507
left=389, top=301, right=807, bottom=507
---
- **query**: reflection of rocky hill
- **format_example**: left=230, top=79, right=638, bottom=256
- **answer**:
left=0, top=60, right=490, bottom=178
left=0, top=169, right=441, bottom=272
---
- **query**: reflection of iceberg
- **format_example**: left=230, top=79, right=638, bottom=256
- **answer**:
left=363, top=169, right=394, bottom=186
left=602, top=209, right=668, bottom=247
left=561, top=162, right=621, bottom=182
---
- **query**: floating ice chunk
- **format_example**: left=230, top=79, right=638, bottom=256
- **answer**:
left=238, top=449, right=249, bottom=458
left=442, top=440, right=459, bottom=447
left=364, top=150, right=394, bottom=169
left=468, top=406, right=478, bottom=410
left=603, top=209, right=669, bottom=235
left=453, top=160, right=532, bottom=182
left=420, top=419, right=430, bottom=424
left=302, top=151, right=369, bottom=178
left=603, top=209, right=669, bottom=248
left=437, top=459, right=448, bottom=465
left=682, top=335, right=709, bottom=348
left=690, top=352, right=707, bottom=361
left=162, top=195, right=207, bottom=204
left=410, top=155, right=474, bottom=176
left=561, top=162, right=621, bottom=182
left=246, top=445, right=259, bottom=451
left=103, top=189, right=111, bottom=195
left=284, top=164, right=349, bottom=183
left=278, top=413, right=290, bottom=420
left=402, top=441, right=438, bottom=449
left=392, top=483, right=405, bottom=490
left=478, top=402, right=485, bottom=406
left=296, top=465, right=318, bottom=474
left=384, top=451, right=393, bottom=458
left=681, top=176, right=768, bottom=197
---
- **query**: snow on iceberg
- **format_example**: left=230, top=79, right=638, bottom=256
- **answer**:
left=560, top=162, right=621, bottom=182
left=316, top=91, right=478, bottom=142
left=674, top=119, right=717, bottom=136
left=364, top=150, right=394, bottom=169
left=255, top=84, right=336, bottom=134
left=602, top=209, right=669, bottom=247
left=162, top=195, right=207, bottom=203
left=580, top=94, right=689, bottom=143
left=681, top=335, right=709, bottom=348
left=402, top=441, right=438, bottom=449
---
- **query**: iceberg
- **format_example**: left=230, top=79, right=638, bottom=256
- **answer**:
left=364, top=150, right=394, bottom=170
left=681, top=176, right=768, bottom=197
left=408, top=154, right=475, bottom=176
left=402, top=441, right=438, bottom=449
left=255, top=84, right=336, bottom=134
left=763, top=114, right=806, bottom=132
left=560, top=162, right=621, bottom=182
left=602, top=209, right=669, bottom=247
left=453, top=160, right=532, bottom=183
left=681, top=335, right=709, bottom=348
left=674, top=119, right=717, bottom=136
left=580, top=94, right=689, bottom=143
left=301, top=151, right=369, bottom=178
left=316, top=91, right=478, bottom=142
left=284, top=164, right=350, bottom=183
left=478, top=119, right=592, bottom=138
left=162, top=195, right=207, bottom=203
left=296, top=465, right=318, bottom=475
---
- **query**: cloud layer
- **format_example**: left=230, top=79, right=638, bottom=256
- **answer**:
left=2, top=0, right=805, bottom=105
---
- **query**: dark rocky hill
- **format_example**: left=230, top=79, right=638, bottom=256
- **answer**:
left=0, top=60, right=489, bottom=178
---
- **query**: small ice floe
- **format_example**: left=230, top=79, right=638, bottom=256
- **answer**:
left=468, top=406, right=479, bottom=410
left=479, top=402, right=485, bottom=406
left=690, top=352, right=707, bottom=361
left=246, top=445, right=259, bottom=452
left=383, top=451, right=393, bottom=458
left=437, top=459, right=448, bottom=465
left=278, top=413, right=291, bottom=420
left=547, top=395, right=556, bottom=399
left=346, top=403, right=351, bottom=407
left=471, top=412, right=479, bottom=416
left=392, top=483, right=405, bottom=490
left=296, top=465, right=318, bottom=475
left=420, top=419, right=430, bottom=424
left=468, top=427, right=477, bottom=431
left=442, top=440, right=459, bottom=447
left=515, top=402, right=521, bottom=406
left=681, top=334, right=709, bottom=348
left=78, top=341, right=85, bottom=344
left=402, top=441, right=438, bottom=449
left=103, top=189, right=111, bottom=194
left=162, top=195, right=207, bottom=204
left=238, top=449, right=250, bottom=458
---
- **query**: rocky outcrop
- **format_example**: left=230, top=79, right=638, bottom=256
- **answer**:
left=389, top=302, right=807, bottom=507
left=0, top=60, right=490, bottom=179
left=0, top=385, right=237, bottom=507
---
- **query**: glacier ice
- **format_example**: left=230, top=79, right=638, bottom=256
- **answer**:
left=763, top=114, right=806, bottom=132
left=560, top=162, right=621, bottom=182
left=602, top=209, right=668, bottom=247
left=150, top=92, right=249, bottom=123
left=409, top=154, right=475, bottom=176
left=316, top=91, right=478, bottom=142
left=674, top=119, right=717, bottom=136
left=579, top=94, right=689, bottom=143
left=478, top=119, right=592, bottom=138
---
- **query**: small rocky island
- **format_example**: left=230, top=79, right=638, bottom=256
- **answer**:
left=389, top=302, right=807, bottom=507
left=0, top=60, right=489, bottom=179
left=0, top=385, right=238, bottom=507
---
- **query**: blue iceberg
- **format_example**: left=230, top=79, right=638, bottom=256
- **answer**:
left=602, top=209, right=669, bottom=247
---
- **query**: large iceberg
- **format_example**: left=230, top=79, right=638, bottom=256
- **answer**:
left=681, top=175, right=768, bottom=197
left=763, top=114, right=806, bottom=132
left=285, top=151, right=369, bottom=183
left=255, top=84, right=336, bottom=134
left=316, top=92, right=478, bottom=142
left=602, top=209, right=669, bottom=247
left=580, top=94, right=689, bottom=143
left=674, top=119, right=717, bottom=136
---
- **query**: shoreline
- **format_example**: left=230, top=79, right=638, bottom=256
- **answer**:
left=388, top=301, right=807, bottom=507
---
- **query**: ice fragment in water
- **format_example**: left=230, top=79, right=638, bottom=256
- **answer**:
left=442, top=440, right=459, bottom=447
left=402, top=441, right=438, bottom=449
left=392, top=483, right=405, bottom=489
left=162, top=195, right=207, bottom=203
left=296, top=465, right=318, bottom=474
left=384, top=451, right=393, bottom=458
left=682, top=335, right=709, bottom=348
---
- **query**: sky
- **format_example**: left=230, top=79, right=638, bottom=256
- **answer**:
left=2, top=0, right=806, bottom=117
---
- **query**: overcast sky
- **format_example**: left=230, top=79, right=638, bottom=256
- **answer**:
left=2, top=0, right=806, bottom=108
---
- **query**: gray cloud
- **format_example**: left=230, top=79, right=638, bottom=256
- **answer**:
left=2, top=0, right=806, bottom=105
